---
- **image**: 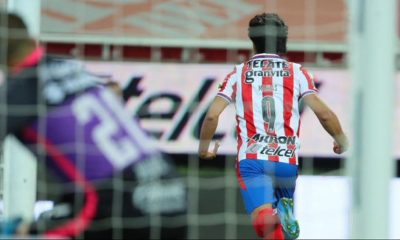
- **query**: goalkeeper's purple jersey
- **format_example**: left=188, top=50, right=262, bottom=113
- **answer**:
left=22, top=87, right=156, bottom=181
left=2, top=50, right=157, bottom=182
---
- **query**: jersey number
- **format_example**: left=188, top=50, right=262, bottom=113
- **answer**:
left=72, top=90, right=139, bottom=169
left=262, top=96, right=276, bottom=132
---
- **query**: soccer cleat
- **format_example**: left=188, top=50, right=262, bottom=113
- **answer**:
left=276, top=198, right=300, bottom=239
left=0, top=217, right=22, bottom=236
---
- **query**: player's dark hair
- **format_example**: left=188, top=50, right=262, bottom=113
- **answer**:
left=248, top=13, right=288, bottom=54
left=0, top=11, right=31, bottom=64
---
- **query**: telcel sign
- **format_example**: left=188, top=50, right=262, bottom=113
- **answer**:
left=86, top=62, right=400, bottom=158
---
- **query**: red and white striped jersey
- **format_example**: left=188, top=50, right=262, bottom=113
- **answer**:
left=217, top=53, right=318, bottom=165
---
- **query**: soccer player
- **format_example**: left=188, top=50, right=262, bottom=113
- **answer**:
left=0, top=12, right=187, bottom=239
left=199, top=13, right=348, bottom=239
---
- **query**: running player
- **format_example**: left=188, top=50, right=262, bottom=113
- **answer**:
left=0, top=12, right=187, bottom=239
left=199, top=13, right=348, bottom=239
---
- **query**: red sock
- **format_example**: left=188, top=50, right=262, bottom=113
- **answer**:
left=264, top=223, right=284, bottom=240
left=252, top=208, right=283, bottom=239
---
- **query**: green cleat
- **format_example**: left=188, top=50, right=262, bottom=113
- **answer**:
left=277, top=198, right=300, bottom=239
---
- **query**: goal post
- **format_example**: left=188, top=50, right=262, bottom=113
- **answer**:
left=1, top=0, right=41, bottom=222
left=2, top=136, right=37, bottom=221
left=7, top=0, right=41, bottom=37
left=348, top=0, right=397, bottom=238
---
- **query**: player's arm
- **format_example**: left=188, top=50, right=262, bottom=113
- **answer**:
left=303, top=94, right=348, bottom=154
left=198, top=96, right=228, bottom=159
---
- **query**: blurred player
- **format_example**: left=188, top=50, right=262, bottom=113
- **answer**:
left=0, top=11, right=187, bottom=239
left=199, top=13, right=348, bottom=239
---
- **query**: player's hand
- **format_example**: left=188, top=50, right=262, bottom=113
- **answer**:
left=199, top=142, right=220, bottom=159
left=333, top=141, right=348, bottom=154
left=333, top=134, right=349, bottom=154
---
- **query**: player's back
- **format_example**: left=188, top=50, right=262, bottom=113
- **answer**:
left=218, top=53, right=318, bottom=164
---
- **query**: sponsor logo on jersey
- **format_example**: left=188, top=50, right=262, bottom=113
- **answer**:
left=245, top=70, right=290, bottom=83
left=245, top=59, right=291, bottom=83
left=249, top=133, right=296, bottom=145
left=246, top=134, right=297, bottom=157
left=245, top=143, right=296, bottom=158
left=258, top=85, right=276, bottom=92
left=246, top=59, right=289, bottom=69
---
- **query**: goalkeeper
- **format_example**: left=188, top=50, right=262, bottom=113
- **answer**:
left=0, top=11, right=187, bottom=239
left=199, top=13, right=348, bottom=239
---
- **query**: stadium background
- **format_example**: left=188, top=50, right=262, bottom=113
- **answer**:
left=0, top=0, right=399, bottom=239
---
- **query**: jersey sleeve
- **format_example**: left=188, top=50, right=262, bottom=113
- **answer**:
left=298, top=66, right=318, bottom=99
left=0, top=73, right=39, bottom=139
left=217, top=67, right=237, bottom=103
